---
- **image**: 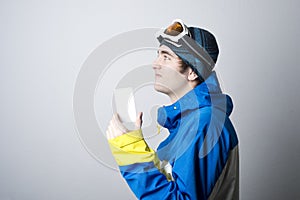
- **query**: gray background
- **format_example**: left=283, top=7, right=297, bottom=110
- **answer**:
left=1, top=0, right=300, bottom=199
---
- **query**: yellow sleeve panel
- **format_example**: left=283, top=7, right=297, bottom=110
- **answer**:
left=108, top=129, right=158, bottom=166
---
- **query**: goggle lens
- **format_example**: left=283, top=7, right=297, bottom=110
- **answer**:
left=164, top=22, right=184, bottom=36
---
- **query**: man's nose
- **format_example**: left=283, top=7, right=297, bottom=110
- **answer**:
left=152, top=57, right=162, bottom=70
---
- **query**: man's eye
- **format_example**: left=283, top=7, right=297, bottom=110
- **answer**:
left=163, top=55, right=171, bottom=60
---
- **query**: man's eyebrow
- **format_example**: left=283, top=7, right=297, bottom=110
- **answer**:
left=157, top=50, right=176, bottom=57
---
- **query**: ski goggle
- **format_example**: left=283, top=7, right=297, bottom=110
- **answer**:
left=158, top=19, right=191, bottom=46
left=157, top=19, right=216, bottom=71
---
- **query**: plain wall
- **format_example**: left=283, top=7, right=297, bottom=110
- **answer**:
left=0, top=0, right=299, bottom=199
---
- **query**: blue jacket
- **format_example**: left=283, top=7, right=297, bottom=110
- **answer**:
left=108, top=72, right=239, bottom=200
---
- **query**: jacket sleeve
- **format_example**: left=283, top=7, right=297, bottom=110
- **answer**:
left=108, top=129, right=194, bottom=199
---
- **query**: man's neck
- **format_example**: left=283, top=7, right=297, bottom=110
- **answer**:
left=168, top=86, right=194, bottom=104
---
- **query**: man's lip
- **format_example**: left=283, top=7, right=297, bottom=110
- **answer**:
left=155, top=73, right=162, bottom=77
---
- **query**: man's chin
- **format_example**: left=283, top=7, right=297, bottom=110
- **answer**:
left=154, top=84, right=168, bottom=94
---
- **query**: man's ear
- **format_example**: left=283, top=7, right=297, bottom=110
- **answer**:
left=187, top=68, right=199, bottom=81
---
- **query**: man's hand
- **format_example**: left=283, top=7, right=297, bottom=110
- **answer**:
left=106, top=112, right=143, bottom=140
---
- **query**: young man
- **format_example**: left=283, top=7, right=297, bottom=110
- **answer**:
left=106, top=20, right=239, bottom=200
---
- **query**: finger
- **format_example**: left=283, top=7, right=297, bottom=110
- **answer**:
left=112, top=114, right=121, bottom=129
left=106, top=126, right=111, bottom=139
left=113, top=113, right=128, bottom=133
left=108, top=123, right=114, bottom=139
left=106, top=129, right=111, bottom=140
left=115, top=113, right=122, bottom=123
left=135, top=112, right=143, bottom=129
left=113, top=113, right=124, bottom=126
left=107, top=124, right=113, bottom=139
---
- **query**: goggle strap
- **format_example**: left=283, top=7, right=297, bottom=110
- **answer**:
left=181, top=36, right=215, bottom=70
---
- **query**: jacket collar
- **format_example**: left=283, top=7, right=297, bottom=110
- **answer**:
left=157, top=71, right=232, bottom=130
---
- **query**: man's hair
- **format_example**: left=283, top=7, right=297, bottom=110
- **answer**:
left=178, top=59, right=202, bottom=85
left=178, top=59, right=189, bottom=74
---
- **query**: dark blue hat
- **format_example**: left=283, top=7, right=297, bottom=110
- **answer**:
left=188, top=27, right=219, bottom=63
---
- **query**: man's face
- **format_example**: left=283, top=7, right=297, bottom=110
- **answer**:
left=152, top=45, right=190, bottom=97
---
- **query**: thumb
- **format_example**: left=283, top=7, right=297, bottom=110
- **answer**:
left=135, top=112, right=143, bottom=129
